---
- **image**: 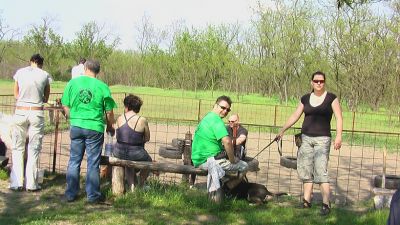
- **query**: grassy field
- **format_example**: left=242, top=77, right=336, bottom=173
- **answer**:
left=0, top=174, right=390, bottom=225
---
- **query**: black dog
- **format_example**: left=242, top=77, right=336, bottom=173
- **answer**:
left=226, top=180, right=288, bottom=205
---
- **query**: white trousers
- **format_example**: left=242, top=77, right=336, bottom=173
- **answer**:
left=9, top=109, right=44, bottom=189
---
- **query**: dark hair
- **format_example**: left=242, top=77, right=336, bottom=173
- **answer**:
left=84, top=59, right=100, bottom=74
left=79, top=58, right=86, bottom=64
left=215, top=95, right=232, bottom=106
left=311, top=71, right=326, bottom=80
left=123, top=94, right=143, bottom=113
left=30, top=54, right=44, bottom=67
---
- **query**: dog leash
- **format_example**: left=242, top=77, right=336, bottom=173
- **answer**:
left=250, top=137, right=280, bottom=160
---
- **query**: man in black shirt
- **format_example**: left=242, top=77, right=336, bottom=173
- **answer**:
left=226, top=114, right=248, bottom=160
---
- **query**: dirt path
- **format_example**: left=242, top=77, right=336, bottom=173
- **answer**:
left=4, top=122, right=400, bottom=205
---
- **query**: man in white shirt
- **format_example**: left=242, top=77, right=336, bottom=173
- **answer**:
left=10, top=53, right=52, bottom=191
left=71, top=58, right=86, bottom=79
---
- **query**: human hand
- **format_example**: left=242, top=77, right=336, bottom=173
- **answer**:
left=107, top=126, right=115, bottom=137
left=334, top=136, right=342, bottom=150
left=275, top=131, right=284, bottom=141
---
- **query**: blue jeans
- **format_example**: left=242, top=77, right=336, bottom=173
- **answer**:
left=65, top=126, right=104, bottom=201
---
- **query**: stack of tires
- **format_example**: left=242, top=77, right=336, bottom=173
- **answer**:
left=158, top=138, right=185, bottom=159
left=374, top=175, right=400, bottom=190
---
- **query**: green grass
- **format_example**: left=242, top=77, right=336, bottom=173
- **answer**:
left=0, top=168, right=8, bottom=180
left=0, top=174, right=390, bottom=225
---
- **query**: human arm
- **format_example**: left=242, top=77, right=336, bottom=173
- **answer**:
left=235, top=134, right=247, bottom=145
left=332, top=98, right=343, bottom=150
left=43, top=83, right=50, bottom=103
left=14, top=81, right=19, bottom=100
left=105, top=110, right=115, bottom=135
left=62, top=106, right=70, bottom=119
left=221, top=136, right=236, bottom=164
left=234, top=126, right=248, bottom=145
left=276, top=102, right=304, bottom=140
left=143, top=118, right=150, bottom=143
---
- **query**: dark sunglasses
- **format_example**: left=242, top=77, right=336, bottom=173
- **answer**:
left=312, top=80, right=325, bottom=84
left=228, top=120, right=237, bottom=123
left=218, top=104, right=231, bottom=112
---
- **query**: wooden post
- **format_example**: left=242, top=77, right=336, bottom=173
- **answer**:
left=52, top=110, right=60, bottom=174
left=382, top=148, right=387, bottom=188
left=182, top=131, right=193, bottom=184
left=112, top=166, right=125, bottom=195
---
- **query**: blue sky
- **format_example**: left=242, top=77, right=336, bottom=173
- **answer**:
left=0, top=0, right=393, bottom=50
left=1, top=0, right=266, bottom=50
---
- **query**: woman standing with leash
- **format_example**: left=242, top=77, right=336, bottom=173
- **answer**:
left=276, top=71, right=343, bottom=216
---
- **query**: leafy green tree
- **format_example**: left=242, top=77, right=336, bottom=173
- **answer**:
left=24, top=17, right=65, bottom=80
left=66, top=21, right=119, bottom=63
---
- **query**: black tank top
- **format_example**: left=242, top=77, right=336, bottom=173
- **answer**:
left=301, top=92, right=337, bottom=137
left=116, top=114, right=145, bottom=146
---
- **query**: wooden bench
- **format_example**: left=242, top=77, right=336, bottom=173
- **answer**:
left=100, top=156, right=241, bottom=195
left=101, top=131, right=258, bottom=195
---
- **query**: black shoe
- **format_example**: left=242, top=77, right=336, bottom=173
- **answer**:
left=299, top=198, right=312, bottom=208
left=61, top=195, right=76, bottom=203
left=26, top=186, right=42, bottom=192
left=87, top=194, right=108, bottom=205
left=320, top=203, right=331, bottom=216
left=9, top=186, right=23, bottom=192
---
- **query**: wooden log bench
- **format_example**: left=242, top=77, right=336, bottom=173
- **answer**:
left=100, top=156, right=241, bottom=195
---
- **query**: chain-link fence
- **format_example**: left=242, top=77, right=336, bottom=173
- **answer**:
left=1, top=93, right=399, bottom=205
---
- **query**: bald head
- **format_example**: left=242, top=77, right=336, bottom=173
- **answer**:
left=228, top=114, right=239, bottom=128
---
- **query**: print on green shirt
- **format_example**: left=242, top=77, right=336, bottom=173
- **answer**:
left=61, top=76, right=117, bottom=133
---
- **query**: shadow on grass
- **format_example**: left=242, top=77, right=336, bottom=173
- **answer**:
left=0, top=175, right=390, bottom=225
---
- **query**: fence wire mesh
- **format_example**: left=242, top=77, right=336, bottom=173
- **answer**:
left=1, top=92, right=399, bottom=205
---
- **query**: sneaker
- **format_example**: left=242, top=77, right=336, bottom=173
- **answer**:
left=320, top=203, right=331, bottom=216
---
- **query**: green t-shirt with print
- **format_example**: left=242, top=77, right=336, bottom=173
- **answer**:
left=192, top=112, right=228, bottom=167
left=61, top=76, right=117, bottom=133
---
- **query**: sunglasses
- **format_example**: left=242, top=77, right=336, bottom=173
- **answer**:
left=312, top=80, right=325, bottom=84
left=218, top=104, right=231, bottom=112
left=228, top=120, right=237, bottom=123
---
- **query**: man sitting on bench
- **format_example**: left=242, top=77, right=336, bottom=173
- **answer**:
left=226, top=114, right=248, bottom=160
left=191, top=96, right=248, bottom=203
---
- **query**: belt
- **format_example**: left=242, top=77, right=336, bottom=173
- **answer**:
left=16, top=106, right=44, bottom=110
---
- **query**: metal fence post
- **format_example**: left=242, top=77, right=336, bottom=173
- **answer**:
left=52, top=109, right=60, bottom=174
left=197, top=99, right=201, bottom=122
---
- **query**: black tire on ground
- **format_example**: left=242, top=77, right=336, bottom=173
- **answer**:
left=158, top=146, right=183, bottom=159
left=243, top=156, right=260, bottom=172
left=280, top=156, right=297, bottom=170
left=374, top=175, right=400, bottom=190
left=171, top=138, right=185, bottom=148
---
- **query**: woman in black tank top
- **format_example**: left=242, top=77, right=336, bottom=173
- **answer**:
left=276, top=71, right=343, bottom=216
left=113, top=94, right=152, bottom=188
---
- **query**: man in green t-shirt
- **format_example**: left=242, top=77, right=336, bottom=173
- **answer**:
left=192, top=96, right=248, bottom=202
left=61, top=59, right=117, bottom=203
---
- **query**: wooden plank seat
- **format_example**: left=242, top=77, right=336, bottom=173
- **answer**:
left=100, top=156, right=240, bottom=177
left=100, top=156, right=242, bottom=195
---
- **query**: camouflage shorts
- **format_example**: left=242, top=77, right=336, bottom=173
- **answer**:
left=216, top=158, right=248, bottom=172
left=297, top=134, right=331, bottom=183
